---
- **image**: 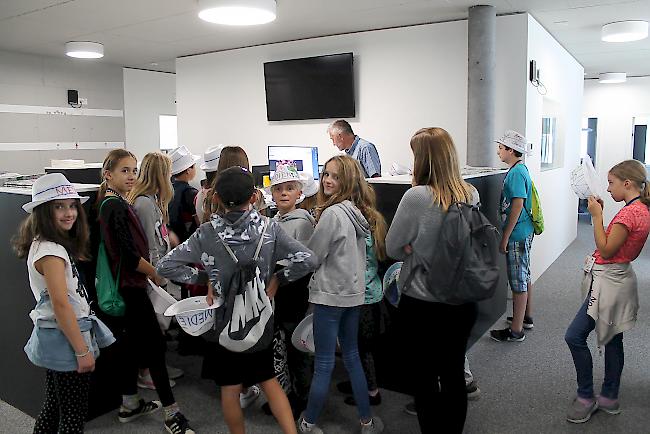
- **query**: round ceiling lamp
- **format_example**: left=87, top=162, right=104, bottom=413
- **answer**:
left=198, top=0, right=276, bottom=25
left=65, top=41, right=104, bottom=59
left=598, top=72, right=627, bottom=84
left=601, top=21, right=648, bottom=42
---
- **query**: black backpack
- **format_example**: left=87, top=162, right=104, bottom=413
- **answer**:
left=405, top=203, right=500, bottom=305
left=209, top=219, right=275, bottom=353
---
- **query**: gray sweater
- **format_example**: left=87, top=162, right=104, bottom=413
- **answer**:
left=307, top=200, right=370, bottom=307
left=385, top=185, right=479, bottom=302
left=132, top=195, right=170, bottom=266
left=273, top=208, right=315, bottom=244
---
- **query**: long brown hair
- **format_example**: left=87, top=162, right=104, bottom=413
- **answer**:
left=609, top=159, right=650, bottom=206
left=127, top=152, right=173, bottom=223
left=97, top=149, right=137, bottom=204
left=13, top=200, right=90, bottom=261
left=316, top=155, right=387, bottom=260
left=203, top=146, right=250, bottom=221
left=410, top=127, right=473, bottom=210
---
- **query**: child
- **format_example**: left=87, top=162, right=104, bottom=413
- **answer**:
left=196, top=145, right=222, bottom=223
left=97, top=149, right=194, bottom=434
left=156, top=166, right=318, bottom=434
left=169, top=145, right=201, bottom=246
left=201, top=146, right=250, bottom=222
left=270, top=165, right=316, bottom=416
left=385, top=128, right=479, bottom=433
left=490, top=130, right=535, bottom=342
left=14, top=173, right=115, bottom=434
left=564, top=159, right=650, bottom=423
left=337, top=180, right=387, bottom=408
left=128, top=152, right=184, bottom=388
left=297, top=171, right=319, bottom=217
left=299, top=155, right=384, bottom=434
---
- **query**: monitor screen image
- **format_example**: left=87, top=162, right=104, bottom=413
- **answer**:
left=268, top=146, right=319, bottom=180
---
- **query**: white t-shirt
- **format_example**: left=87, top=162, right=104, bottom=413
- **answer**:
left=27, top=240, right=91, bottom=324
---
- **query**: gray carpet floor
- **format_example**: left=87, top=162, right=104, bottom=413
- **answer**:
left=3, top=221, right=650, bottom=433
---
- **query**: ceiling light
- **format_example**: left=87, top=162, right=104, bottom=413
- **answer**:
left=601, top=21, right=648, bottom=42
left=65, top=41, right=104, bottom=59
left=599, top=72, right=627, bottom=84
left=198, top=0, right=276, bottom=25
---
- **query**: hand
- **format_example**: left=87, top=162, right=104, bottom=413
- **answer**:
left=169, top=231, right=180, bottom=248
left=150, top=274, right=164, bottom=287
left=266, top=275, right=280, bottom=299
left=499, top=238, right=508, bottom=254
left=77, top=352, right=95, bottom=373
left=587, top=196, right=603, bottom=217
left=206, top=283, right=214, bottom=306
left=403, top=244, right=413, bottom=255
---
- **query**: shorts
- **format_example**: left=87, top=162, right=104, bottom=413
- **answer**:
left=506, top=234, right=533, bottom=293
left=204, top=343, right=275, bottom=387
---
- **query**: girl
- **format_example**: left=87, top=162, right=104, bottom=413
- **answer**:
left=98, top=149, right=194, bottom=434
left=385, top=128, right=479, bottom=433
left=297, top=172, right=319, bottom=217
left=299, top=155, right=384, bottom=434
left=14, top=173, right=114, bottom=433
left=564, top=159, right=650, bottom=424
left=202, top=146, right=250, bottom=222
left=196, top=145, right=222, bottom=223
left=128, top=152, right=184, bottom=388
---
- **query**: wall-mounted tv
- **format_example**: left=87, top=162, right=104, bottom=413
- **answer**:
left=263, top=53, right=355, bottom=121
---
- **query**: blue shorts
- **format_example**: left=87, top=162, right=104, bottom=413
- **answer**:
left=506, top=234, right=533, bottom=293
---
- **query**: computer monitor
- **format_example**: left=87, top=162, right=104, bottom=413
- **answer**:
left=268, top=146, right=319, bottom=180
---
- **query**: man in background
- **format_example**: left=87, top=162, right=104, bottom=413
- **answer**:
left=328, top=120, right=382, bottom=178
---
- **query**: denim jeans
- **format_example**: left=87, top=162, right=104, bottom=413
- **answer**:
left=304, top=304, right=371, bottom=423
left=565, top=294, right=624, bottom=399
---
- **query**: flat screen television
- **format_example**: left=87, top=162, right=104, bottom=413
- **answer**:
left=268, top=146, right=319, bottom=180
left=263, top=53, right=355, bottom=121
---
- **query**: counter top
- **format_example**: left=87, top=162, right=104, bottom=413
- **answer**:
left=0, top=183, right=100, bottom=195
left=367, top=168, right=507, bottom=184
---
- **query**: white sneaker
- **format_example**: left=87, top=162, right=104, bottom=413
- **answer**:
left=137, top=373, right=175, bottom=390
left=361, top=416, right=384, bottom=434
left=298, top=414, right=324, bottom=434
left=166, top=364, right=184, bottom=380
left=239, top=385, right=260, bottom=408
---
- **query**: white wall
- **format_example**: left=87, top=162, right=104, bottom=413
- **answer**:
left=177, top=20, right=469, bottom=168
left=524, top=16, right=584, bottom=281
left=583, top=76, right=650, bottom=224
left=123, top=68, right=176, bottom=161
left=0, top=50, right=124, bottom=174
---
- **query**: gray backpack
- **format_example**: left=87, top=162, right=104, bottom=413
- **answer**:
left=405, top=203, right=500, bottom=304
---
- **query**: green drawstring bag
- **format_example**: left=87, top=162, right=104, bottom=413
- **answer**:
left=528, top=181, right=544, bottom=235
left=96, top=197, right=124, bottom=316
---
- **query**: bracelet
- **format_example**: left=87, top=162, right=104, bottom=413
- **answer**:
left=75, top=347, right=91, bottom=358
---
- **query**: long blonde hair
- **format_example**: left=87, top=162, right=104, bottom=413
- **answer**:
left=410, top=127, right=473, bottom=210
left=97, top=149, right=137, bottom=205
left=609, top=159, right=650, bottom=206
left=316, top=155, right=387, bottom=260
left=127, top=152, right=174, bottom=223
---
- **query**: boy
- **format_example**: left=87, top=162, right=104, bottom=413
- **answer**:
left=490, top=130, right=535, bottom=342
left=270, top=165, right=316, bottom=417
left=157, top=166, right=318, bottom=434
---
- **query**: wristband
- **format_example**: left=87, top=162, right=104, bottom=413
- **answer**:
left=75, top=347, right=91, bottom=358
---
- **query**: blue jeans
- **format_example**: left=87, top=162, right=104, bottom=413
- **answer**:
left=304, top=304, right=371, bottom=423
left=565, top=294, right=624, bottom=399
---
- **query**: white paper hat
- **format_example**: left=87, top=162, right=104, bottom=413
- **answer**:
left=383, top=261, right=403, bottom=307
left=291, top=313, right=315, bottom=353
left=164, top=296, right=222, bottom=337
left=495, top=130, right=531, bottom=155
left=271, top=165, right=303, bottom=187
left=170, top=146, right=201, bottom=175
left=22, top=173, right=89, bottom=213
left=298, top=171, right=319, bottom=198
left=200, top=145, right=223, bottom=172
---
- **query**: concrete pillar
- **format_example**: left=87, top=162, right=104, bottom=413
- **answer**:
left=467, top=5, right=496, bottom=167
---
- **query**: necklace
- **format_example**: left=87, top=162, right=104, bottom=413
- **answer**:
left=105, top=187, right=126, bottom=201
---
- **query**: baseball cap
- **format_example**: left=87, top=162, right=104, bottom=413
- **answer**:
left=215, top=166, right=256, bottom=208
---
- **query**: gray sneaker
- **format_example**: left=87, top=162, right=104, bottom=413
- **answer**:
left=298, top=413, right=324, bottom=434
left=566, top=397, right=598, bottom=423
left=597, top=396, right=621, bottom=415
left=361, top=416, right=384, bottom=434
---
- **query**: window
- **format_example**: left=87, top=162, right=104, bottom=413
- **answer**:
left=159, top=115, right=178, bottom=151
left=540, top=98, right=563, bottom=171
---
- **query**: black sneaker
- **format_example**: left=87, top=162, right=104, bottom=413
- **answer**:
left=490, top=327, right=525, bottom=342
left=466, top=380, right=481, bottom=401
left=336, top=380, right=353, bottom=394
left=404, top=401, right=417, bottom=416
left=165, top=412, right=195, bottom=434
left=118, top=399, right=162, bottom=423
left=344, top=392, right=382, bottom=406
left=506, top=316, right=534, bottom=329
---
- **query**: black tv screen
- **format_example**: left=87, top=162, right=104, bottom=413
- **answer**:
left=263, top=53, right=355, bottom=121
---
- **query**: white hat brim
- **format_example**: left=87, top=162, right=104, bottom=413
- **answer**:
left=291, top=313, right=314, bottom=353
left=22, top=195, right=89, bottom=213
left=172, top=155, right=201, bottom=175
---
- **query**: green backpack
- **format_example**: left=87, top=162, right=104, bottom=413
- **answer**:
left=96, top=197, right=124, bottom=316
left=527, top=181, right=544, bottom=236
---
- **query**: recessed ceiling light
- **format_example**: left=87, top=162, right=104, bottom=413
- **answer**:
left=151, top=62, right=159, bottom=66
left=601, top=21, right=648, bottom=42
left=65, top=41, right=104, bottom=59
left=198, top=0, right=276, bottom=25
left=554, top=20, right=569, bottom=26
left=599, top=72, right=627, bottom=84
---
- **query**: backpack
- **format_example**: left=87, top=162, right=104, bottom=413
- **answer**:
left=404, top=203, right=500, bottom=305
left=526, top=181, right=544, bottom=235
left=95, top=197, right=125, bottom=316
left=210, top=219, right=274, bottom=353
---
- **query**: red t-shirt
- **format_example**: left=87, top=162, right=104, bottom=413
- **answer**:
left=594, top=200, right=650, bottom=264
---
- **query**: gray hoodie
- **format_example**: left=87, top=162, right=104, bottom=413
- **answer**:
left=273, top=208, right=316, bottom=244
left=156, top=209, right=318, bottom=301
left=307, top=200, right=370, bottom=307
left=132, top=194, right=170, bottom=266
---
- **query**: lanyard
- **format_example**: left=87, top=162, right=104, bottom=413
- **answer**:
left=625, top=196, right=641, bottom=207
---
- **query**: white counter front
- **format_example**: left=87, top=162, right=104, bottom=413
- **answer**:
left=367, top=168, right=507, bottom=184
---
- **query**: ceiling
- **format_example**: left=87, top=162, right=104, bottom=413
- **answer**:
left=0, top=0, right=648, bottom=78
